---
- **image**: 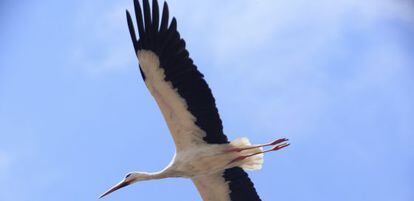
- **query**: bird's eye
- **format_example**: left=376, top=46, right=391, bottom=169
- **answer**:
left=125, top=173, right=132, bottom=178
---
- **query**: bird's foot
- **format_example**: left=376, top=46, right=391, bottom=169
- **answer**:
left=226, top=138, right=288, bottom=152
left=227, top=140, right=290, bottom=165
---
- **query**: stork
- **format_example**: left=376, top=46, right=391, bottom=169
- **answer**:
left=99, top=0, right=289, bottom=200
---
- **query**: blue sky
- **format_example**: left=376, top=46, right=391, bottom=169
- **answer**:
left=1, top=0, right=413, bottom=200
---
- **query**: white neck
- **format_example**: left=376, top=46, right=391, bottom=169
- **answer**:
left=130, top=170, right=171, bottom=182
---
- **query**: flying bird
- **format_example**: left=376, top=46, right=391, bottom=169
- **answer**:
left=100, top=0, right=289, bottom=200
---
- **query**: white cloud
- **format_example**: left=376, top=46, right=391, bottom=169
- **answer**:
left=68, top=0, right=413, bottom=139
left=171, top=0, right=414, bottom=61
left=71, top=1, right=135, bottom=75
left=70, top=0, right=413, bottom=76
left=167, top=0, right=414, bottom=140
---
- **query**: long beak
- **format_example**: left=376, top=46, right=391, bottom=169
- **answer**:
left=99, top=180, right=131, bottom=199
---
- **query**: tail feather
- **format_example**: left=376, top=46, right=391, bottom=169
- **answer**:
left=230, top=138, right=264, bottom=170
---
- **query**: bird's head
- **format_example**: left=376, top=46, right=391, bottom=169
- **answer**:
left=99, top=172, right=148, bottom=199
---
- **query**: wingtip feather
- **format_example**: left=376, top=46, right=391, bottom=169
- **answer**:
left=143, top=0, right=151, bottom=30
left=160, top=1, right=170, bottom=32
left=152, top=0, right=160, bottom=32
left=134, top=0, right=145, bottom=37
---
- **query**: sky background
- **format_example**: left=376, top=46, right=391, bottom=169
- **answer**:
left=1, top=0, right=413, bottom=200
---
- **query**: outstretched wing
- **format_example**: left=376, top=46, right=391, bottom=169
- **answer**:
left=126, top=0, right=228, bottom=151
left=127, top=0, right=262, bottom=200
left=192, top=167, right=262, bottom=201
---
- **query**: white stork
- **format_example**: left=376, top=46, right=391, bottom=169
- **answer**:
left=100, top=0, right=289, bottom=200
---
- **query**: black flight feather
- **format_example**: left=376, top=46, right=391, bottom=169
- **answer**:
left=126, top=1, right=262, bottom=200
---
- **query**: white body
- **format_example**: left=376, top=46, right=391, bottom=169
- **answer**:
left=100, top=31, right=287, bottom=201
left=137, top=50, right=263, bottom=200
left=166, top=138, right=264, bottom=178
left=101, top=3, right=288, bottom=200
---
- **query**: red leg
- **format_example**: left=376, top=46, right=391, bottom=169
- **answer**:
left=227, top=142, right=290, bottom=165
left=226, top=138, right=288, bottom=152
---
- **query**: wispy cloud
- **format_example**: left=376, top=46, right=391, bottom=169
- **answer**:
left=66, top=0, right=414, bottom=139
left=179, top=0, right=414, bottom=60
left=69, top=0, right=414, bottom=76
left=70, top=1, right=135, bottom=76
left=1, top=1, right=413, bottom=201
left=165, top=0, right=414, bottom=140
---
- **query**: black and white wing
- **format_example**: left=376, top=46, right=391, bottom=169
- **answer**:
left=126, top=0, right=261, bottom=200
left=127, top=0, right=227, bottom=150
left=193, top=167, right=262, bottom=201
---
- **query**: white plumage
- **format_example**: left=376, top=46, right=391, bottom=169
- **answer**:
left=138, top=50, right=207, bottom=150
left=99, top=1, right=289, bottom=200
